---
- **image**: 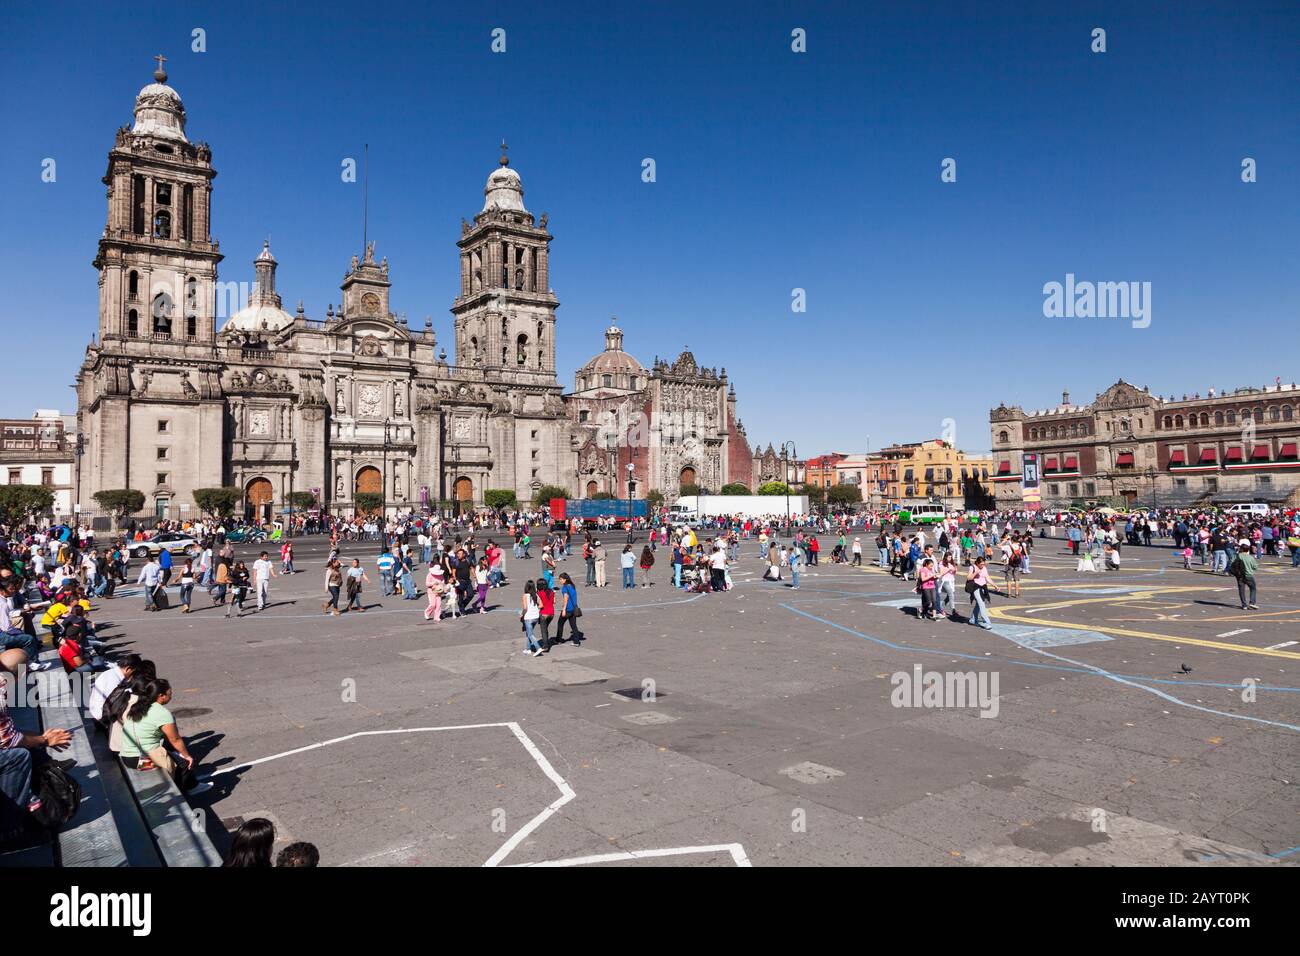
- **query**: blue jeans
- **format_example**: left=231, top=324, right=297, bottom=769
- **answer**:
left=179, top=584, right=193, bottom=608
left=380, top=571, right=394, bottom=595
left=523, top=619, right=539, bottom=651
left=879, top=548, right=889, bottom=567
left=0, top=746, right=33, bottom=828
left=969, top=590, right=992, bottom=628
left=1212, top=550, right=1227, bottom=573
left=622, top=568, right=635, bottom=589
left=791, top=568, right=800, bottom=588
left=2, top=627, right=40, bottom=662
left=673, top=564, right=682, bottom=588
left=401, top=572, right=417, bottom=598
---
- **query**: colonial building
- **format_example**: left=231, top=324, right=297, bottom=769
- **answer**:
left=73, top=61, right=749, bottom=521
left=990, top=380, right=1300, bottom=509
left=2, top=410, right=75, bottom=518
left=565, top=323, right=753, bottom=499
left=832, top=442, right=993, bottom=511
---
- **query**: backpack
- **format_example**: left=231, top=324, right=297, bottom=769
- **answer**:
left=31, top=762, right=82, bottom=831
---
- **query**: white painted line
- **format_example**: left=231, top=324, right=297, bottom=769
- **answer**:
left=1265, top=641, right=1298, bottom=651
left=205, top=720, right=749, bottom=869
left=511, top=843, right=752, bottom=867
left=1216, top=629, right=1252, bottom=638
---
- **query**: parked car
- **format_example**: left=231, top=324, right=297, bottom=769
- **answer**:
left=131, top=531, right=197, bottom=559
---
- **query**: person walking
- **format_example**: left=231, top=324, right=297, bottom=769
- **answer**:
left=322, top=559, right=342, bottom=616
left=136, top=555, right=162, bottom=612
left=917, top=558, right=938, bottom=620
left=344, top=558, right=369, bottom=612
left=966, top=557, right=993, bottom=630
left=851, top=537, right=862, bottom=566
left=1230, top=541, right=1259, bottom=610
left=424, top=565, right=444, bottom=622
left=535, top=577, right=555, bottom=652
left=554, top=572, right=583, bottom=646
left=178, top=558, right=195, bottom=614
left=399, top=550, right=418, bottom=601
left=377, top=548, right=396, bottom=596
left=520, top=581, right=543, bottom=657
left=788, top=540, right=803, bottom=589
left=227, top=561, right=251, bottom=618
left=252, top=550, right=275, bottom=612
left=584, top=539, right=597, bottom=586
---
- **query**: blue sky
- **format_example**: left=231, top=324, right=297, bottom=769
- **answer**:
left=1, top=0, right=1296, bottom=457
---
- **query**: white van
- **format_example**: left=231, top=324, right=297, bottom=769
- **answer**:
left=1226, top=503, right=1269, bottom=517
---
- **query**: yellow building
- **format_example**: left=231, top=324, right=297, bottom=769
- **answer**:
left=837, top=441, right=992, bottom=510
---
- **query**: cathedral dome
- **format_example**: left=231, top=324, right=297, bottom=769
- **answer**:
left=132, top=58, right=188, bottom=143
left=482, top=142, right=527, bottom=213
left=576, top=321, right=645, bottom=391
left=223, top=241, right=294, bottom=333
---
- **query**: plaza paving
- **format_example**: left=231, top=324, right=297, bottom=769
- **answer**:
left=95, top=533, right=1300, bottom=867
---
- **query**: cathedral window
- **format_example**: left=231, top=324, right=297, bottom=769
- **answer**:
left=132, top=175, right=146, bottom=234
left=128, top=271, right=139, bottom=299
left=153, top=210, right=171, bottom=239
left=579, top=411, right=589, bottom=423
left=151, top=293, right=172, bottom=335
left=515, top=268, right=524, bottom=290
left=602, top=374, right=612, bottom=388
left=186, top=315, right=196, bottom=339
left=155, top=182, right=171, bottom=205
left=516, top=334, right=528, bottom=366
left=182, top=184, right=193, bottom=240
left=127, top=309, right=139, bottom=335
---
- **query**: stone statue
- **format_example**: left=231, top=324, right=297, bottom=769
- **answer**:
left=394, top=389, right=404, bottom=415
left=336, top=384, right=346, bottom=413
left=336, top=472, right=345, bottom=497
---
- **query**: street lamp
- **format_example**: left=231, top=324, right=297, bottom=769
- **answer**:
left=287, top=437, right=297, bottom=540
left=379, top=419, right=392, bottom=556
left=626, top=461, right=635, bottom=530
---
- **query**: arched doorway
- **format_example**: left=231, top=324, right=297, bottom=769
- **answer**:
left=245, top=477, right=274, bottom=523
left=586, top=480, right=598, bottom=499
left=453, top=476, right=474, bottom=514
left=679, top=466, right=696, bottom=490
left=355, top=466, right=382, bottom=514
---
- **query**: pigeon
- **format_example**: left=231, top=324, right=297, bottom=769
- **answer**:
left=1179, top=663, right=1193, bottom=674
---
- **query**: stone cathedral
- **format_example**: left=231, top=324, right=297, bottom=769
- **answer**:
left=75, top=61, right=751, bottom=521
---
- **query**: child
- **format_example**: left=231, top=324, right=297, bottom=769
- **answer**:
left=1182, top=544, right=1193, bottom=569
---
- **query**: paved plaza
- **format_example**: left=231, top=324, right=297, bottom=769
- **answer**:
left=96, top=533, right=1299, bottom=867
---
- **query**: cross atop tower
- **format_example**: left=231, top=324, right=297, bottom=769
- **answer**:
left=499, top=139, right=509, bottom=167
left=153, top=53, right=168, bottom=83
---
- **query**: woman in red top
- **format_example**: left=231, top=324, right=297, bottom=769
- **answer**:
left=808, top=536, right=820, bottom=565
left=535, top=578, right=555, bottom=653
left=58, top=630, right=95, bottom=675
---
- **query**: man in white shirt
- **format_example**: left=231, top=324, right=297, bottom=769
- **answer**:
left=88, top=653, right=143, bottom=725
left=252, top=551, right=275, bottom=611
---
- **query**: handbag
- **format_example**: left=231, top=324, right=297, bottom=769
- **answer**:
left=964, top=579, right=978, bottom=595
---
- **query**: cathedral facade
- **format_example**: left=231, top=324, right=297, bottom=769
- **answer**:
left=74, top=63, right=750, bottom=521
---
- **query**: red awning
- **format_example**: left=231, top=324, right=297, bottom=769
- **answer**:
left=1115, top=452, right=1135, bottom=466
left=997, top=461, right=1011, bottom=474
left=1251, top=444, right=1270, bottom=459
left=1044, top=456, right=1059, bottom=471
left=1225, top=446, right=1243, bottom=461
left=1064, top=455, right=1078, bottom=469
left=1281, top=442, right=1298, bottom=458
left=1199, top=448, right=1217, bottom=462
left=1168, top=449, right=1185, bottom=464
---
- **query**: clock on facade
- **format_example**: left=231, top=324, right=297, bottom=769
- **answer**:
left=361, top=292, right=380, bottom=315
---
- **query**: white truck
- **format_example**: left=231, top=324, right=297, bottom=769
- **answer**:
left=669, top=494, right=811, bottom=523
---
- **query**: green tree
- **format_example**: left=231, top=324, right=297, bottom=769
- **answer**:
left=679, top=482, right=702, bottom=497
left=533, top=484, right=570, bottom=508
left=354, top=492, right=384, bottom=514
left=828, top=483, right=863, bottom=506
left=0, top=485, right=56, bottom=526
left=591, top=491, right=616, bottom=500
left=757, top=481, right=791, bottom=496
left=720, top=482, right=750, bottom=495
left=193, top=486, right=243, bottom=517
left=93, top=489, right=145, bottom=527
left=646, top=489, right=665, bottom=508
left=288, top=490, right=317, bottom=510
left=484, top=489, right=518, bottom=509
left=805, top=484, right=826, bottom=508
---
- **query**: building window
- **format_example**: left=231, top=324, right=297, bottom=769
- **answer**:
left=153, top=210, right=171, bottom=239
left=1084, top=482, right=1096, bottom=495
left=41, top=469, right=53, bottom=486
left=531, top=449, right=538, bottom=460
left=531, top=430, right=538, bottom=440
left=155, top=182, right=172, bottom=205
left=156, top=473, right=169, bottom=486
left=156, top=447, right=169, bottom=460
left=1204, top=477, right=1218, bottom=491
left=7, top=469, right=19, bottom=484
left=998, top=430, right=1008, bottom=443
left=1174, top=478, right=1187, bottom=489
left=158, top=420, right=169, bottom=433
left=1257, top=475, right=1272, bottom=487
left=578, top=410, right=588, bottom=423
left=128, top=271, right=139, bottom=299
left=127, top=309, right=139, bottom=335
left=602, top=374, right=612, bottom=388
left=1067, top=483, right=1079, bottom=496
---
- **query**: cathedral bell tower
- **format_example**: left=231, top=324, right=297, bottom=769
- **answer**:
left=94, top=56, right=221, bottom=345
left=450, top=142, right=559, bottom=381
